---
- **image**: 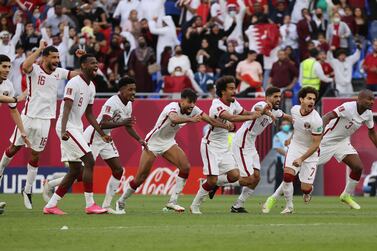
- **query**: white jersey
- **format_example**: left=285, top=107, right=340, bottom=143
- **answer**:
left=290, top=105, right=323, bottom=150
left=234, top=101, right=284, bottom=149
left=84, top=95, right=132, bottom=144
left=145, top=102, right=203, bottom=144
left=322, top=101, right=374, bottom=144
left=23, top=64, right=71, bottom=119
left=56, top=75, right=95, bottom=131
left=0, top=79, right=16, bottom=109
left=203, top=98, right=244, bottom=148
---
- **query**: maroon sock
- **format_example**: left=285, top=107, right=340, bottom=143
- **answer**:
left=83, top=182, right=93, bottom=193
left=129, top=180, right=138, bottom=190
left=28, top=159, right=38, bottom=168
left=178, top=170, right=189, bottom=179
left=5, top=148, right=14, bottom=158
left=55, top=186, right=68, bottom=198
left=202, top=181, right=214, bottom=192
left=283, top=173, right=295, bottom=183
left=350, top=170, right=361, bottom=181
left=112, top=170, right=123, bottom=180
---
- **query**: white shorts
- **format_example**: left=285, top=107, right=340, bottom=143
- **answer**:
left=147, top=138, right=176, bottom=156
left=90, top=139, right=119, bottom=160
left=285, top=147, right=318, bottom=185
left=201, top=142, right=236, bottom=176
left=10, top=115, right=50, bottom=152
left=232, top=144, right=261, bottom=177
left=318, top=140, right=357, bottom=166
left=57, top=127, right=92, bottom=162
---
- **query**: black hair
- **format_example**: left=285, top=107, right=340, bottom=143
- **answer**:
left=309, top=48, right=319, bottom=58
left=206, top=83, right=215, bottom=92
left=181, top=88, right=197, bottom=103
left=216, top=75, right=235, bottom=97
left=0, top=54, right=11, bottom=64
left=298, top=87, right=319, bottom=101
left=247, top=49, right=257, bottom=55
left=79, top=53, right=96, bottom=65
left=118, top=76, right=136, bottom=89
left=336, top=49, right=347, bottom=57
left=265, top=87, right=281, bottom=97
left=42, top=46, right=59, bottom=57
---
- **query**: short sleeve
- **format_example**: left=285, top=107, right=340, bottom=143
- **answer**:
left=88, top=85, right=95, bottom=105
left=275, top=109, right=284, bottom=118
left=365, top=112, right=374, bottom=129
left=25, top=63, right=37, bottom=76
left=333, top=104, right=348, bottom=118
left=212, top=103, right=226, bottom=118
left=63, top=80, right=76, bottom=102
left=233, top=100, right=244, bottom=115
left=165, top=103, right=178, bottom=115
left=56, top=67, right=70, bottom=80
left=7, top=84, right=16, bottom=109
left=102, top=99, right=115, bottom=119
left=192, top=106, right=203, bottom=116
left=311, top=116, right=323, bottom=135
left=252, top=102, right=264, bottom=112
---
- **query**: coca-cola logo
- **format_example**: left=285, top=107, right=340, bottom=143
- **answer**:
left=115, top=167, right=179, bottom=195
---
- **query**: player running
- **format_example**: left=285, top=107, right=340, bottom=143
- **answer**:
left=0, top=54, right=31, bottom=215
left=262, top=87, right=323, bottom=214
left=115, top=88, right=230, bottom=213
left=42, top=76, right=145, bottom=214
left=190, top=76, right=267, bottom=214
left=43, top=54, right=111, bottom=215
left=230, top=87, right=292, bottom=213
left=0, top=40, right=81, bottom=209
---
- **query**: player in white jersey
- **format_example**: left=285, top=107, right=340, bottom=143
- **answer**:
left=43, top=54, right=111, bottom=215
left=42, top=77, right=145, bottom=214
left=0, top=40, right=81, bottom=209
left=0, top=54, right=31, bottom=215
left=262, top=87, right=323, bottom=214
left=190, top=76, right=268, bottom=214
left=115, top=88, right=230, bottom=213
left=317, top=90, right=377, bottom=209
left=230, top=87, right=292, bottom=213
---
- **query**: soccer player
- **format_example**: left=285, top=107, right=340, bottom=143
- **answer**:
left=115, top=88, right=230, bottom=213
left=190, top=76, right=266, bottom=214
left=42, top=76, right=145, bottom=214
left=0, top=40, right=81, bottom=209
left=230, top=87, right=292, bottom=213
left=262, top=87, right=323, bottom=214
left=0, top=54, right=31, bottom=215
left=317, top=89, right=376, bottom=209
left=43, top=54, right=111, bottom=215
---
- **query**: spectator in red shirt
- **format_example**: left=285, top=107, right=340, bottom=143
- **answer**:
left=268, top=49, right=298, bottom=89
left=362, top=40, right=377, bottom=92
left=197, top=0, right=211, bottom=24
left=318, top=50, right=334, bottom=97
left=244, top=0, right=268, bottom=15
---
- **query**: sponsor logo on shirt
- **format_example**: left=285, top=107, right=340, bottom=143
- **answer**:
left=304, top=122, right=311, bottom=129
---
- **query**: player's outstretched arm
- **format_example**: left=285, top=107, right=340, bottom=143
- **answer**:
left=85, top=104, right=112, bottom=143
left=282, top=113, right=293, bottom=123
left=9, top=108, right=31, bottom=148
left=0, top=95, right=18, bottom=103
left=22, top=39, right=46, bottom=74
left=293, top=134, right=322, bottom=167
left=368, top=128, right=377, bottom=148
left=321, top=111, right=338, bottom=130
left=220, top=110, right=262, bottom=122
left=201, top=113, right=231, bottom=130
left=168, top=112, right=201, bottom=124
left=68, top=49, right=88, bottom=78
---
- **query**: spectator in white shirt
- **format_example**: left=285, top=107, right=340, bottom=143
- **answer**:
left=280, top=15, right=298, bottom=50
left=327, top=46, right=361, bottom=96
left=0, top=22, right=23, bottom=62
left=138, top=0, right=166, bottom=21
left=113, top=0, right=140, bottom=29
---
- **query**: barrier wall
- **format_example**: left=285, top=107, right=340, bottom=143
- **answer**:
left=322, top=98, right=377, bottom=195
left=1, top=99, right=271, bottom=194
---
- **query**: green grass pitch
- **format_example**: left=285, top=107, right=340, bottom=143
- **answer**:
left=1, top=194, right=377, bottom=251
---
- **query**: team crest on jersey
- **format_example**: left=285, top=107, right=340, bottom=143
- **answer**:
left=2, top=91, right=9, bottom=96
left=66, top=88, right=73, bottom=95
left=304, top=122, right=311, bottom=129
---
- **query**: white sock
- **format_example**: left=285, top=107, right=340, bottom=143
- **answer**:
left=168, top=176, right=186, bottom=204
left=118, top=183, right=135, bottom=202
left=0, top=152, right=13, bottom=176
left=234, top=187, right=254, bottom=208
left=272, top=182, right=284, bottom=199
left=282, top=181, right=294, bottom=208
left=343, top=177, right=358, bottom=195
left=191, top=185, right=209, bottom=207
left=46, top=193, right=62, bottom=208
left=24, top=164, right=38, bottom=194
left=48, top=177, right=64, bottom=189
left=84, top=192, right=95, bottom=208
left=102, top=175, right=121, bottom=208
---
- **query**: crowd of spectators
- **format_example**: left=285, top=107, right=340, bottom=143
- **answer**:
left=1, top=0, right=377, bottom=97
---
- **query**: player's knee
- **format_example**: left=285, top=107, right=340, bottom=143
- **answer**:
left=206, top=176, right=218, bottom=187
left=301, top=184, right=312, bottom=194
left=227, top=173, right=239, bottom=183
left=112, top=167, right=123, bottom=180
left=283, top=172, right=295, bottom=183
